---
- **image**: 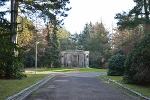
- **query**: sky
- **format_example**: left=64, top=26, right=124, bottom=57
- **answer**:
left=63, top=0, right=136, bottom=34
left=1, top=0, right=136, bottom=34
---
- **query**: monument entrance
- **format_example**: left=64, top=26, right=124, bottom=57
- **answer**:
left=61, top=50, right=89, bottom=68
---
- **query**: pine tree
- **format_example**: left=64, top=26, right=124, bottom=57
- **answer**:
left=115, top=0, right=150, bottom=33
left=44, top=23, right=61, bottom=68
left=77, top=22, right=111, bottom=68
left=78, top=23, right=91, bottom=50
left=88, top=22, right=111, bottom=68
left=49, top=23, right=61, bottom=68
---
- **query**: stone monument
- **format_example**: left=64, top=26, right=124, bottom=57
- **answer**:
left=61, top=50, right=89, bottom=68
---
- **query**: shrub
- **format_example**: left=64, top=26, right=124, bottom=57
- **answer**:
left=90, top=63, right=99, bottom=69
left=107, top=54, right=125, bottom=76
left=123, top=33, right=150, bottom=85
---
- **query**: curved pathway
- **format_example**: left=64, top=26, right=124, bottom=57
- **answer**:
left=24, top=72, right=135, bottom=100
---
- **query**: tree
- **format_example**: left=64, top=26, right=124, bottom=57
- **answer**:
left=0, top=18, right=25, bottom=78
left=78, top=23, right=91, bottom=50
left=18, top=17, right=36, bottom=47
left=0, top=0, right=71, bottom=78
left=77, top=22, right=111, bottom=68
left=87, top=22, right=111, bottom=68
left=57, top=28, right=71, bottom=51
left=123, top=32, right=150, bottom=85
left=112, top=25, right=144, bottom=55
left=48, top=23, right=61, bottom=68
left=115, top=0, right=150, bottom=33
left=114, top=0, right=150, bottom=85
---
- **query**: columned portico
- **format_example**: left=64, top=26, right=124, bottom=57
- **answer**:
left=61, top=50, right=89, bottom=68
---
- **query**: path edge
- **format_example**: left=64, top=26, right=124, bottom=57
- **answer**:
left=100, top=76, right=150, bottom=100
left=5, top=75, right=55, bottom=100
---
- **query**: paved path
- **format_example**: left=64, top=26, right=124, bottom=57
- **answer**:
left=24, top=72, right=135, bottom=100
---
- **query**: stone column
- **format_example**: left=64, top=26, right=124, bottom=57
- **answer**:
left=61, top=53, right=64, bottom=67
left=79, top=54, right=84, bottom=67
left=67, top=54, right=72, bottom=67
left=85, top=51, right=89, bottom=68
left=64, top=54, right=67, bottom=67
left=76, top=54, right=79, bottom=67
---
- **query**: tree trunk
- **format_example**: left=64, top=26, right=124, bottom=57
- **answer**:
left=11, top=0, right=18, bottom=55
left=144, top=0, right=150, bottom=33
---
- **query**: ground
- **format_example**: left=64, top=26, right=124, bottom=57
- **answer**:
left=23, top=72, right=135, bottom=100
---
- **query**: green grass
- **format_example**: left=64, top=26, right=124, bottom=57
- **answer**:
left=35, top=68, right=107, bottom=73
left=100, top=74, right=150, bottom=98
left=36, top=68, right=74, bottom=72
left=79, top=68, right=107, bottom=72
left=0, top=73, right=49, bottom=100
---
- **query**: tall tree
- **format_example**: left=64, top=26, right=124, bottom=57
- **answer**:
left=77, top=22, right=111, bottom=68
left=57, top=28, right=71, bottom=51
left=49, top=23, right=61, bottom=68
left=87, top=22, right=111, bottom=68
left=78, top=23, right=91, bottom=50
left=42, top=24, right=53, bottom=67
left=115, top=0, right=150, bottom=33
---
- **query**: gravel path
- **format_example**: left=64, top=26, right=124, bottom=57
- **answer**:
left=24, top=72, right=135, bottom=100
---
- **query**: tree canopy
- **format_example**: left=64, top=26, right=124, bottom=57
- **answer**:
left=115, top=0, right=150, bottom=33
left=0, top=0, right=71, bottom=78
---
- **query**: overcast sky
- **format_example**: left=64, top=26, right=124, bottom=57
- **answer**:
left=64, top=0, right=136, bottom=34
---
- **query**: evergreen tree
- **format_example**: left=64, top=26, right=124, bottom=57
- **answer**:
left=115, top=0, right=150, bottom=33
left=49, top=23, right=61, bottom=68
left=88, top=22, right=111, bottom=68
left=42, top=24, right=52, bottom=67
left=57, top=28, right=71, bottom=51
left=78, top=23, right=91, bottom=50
left=78, top=22, right=111, bottom=68
left=0, top=18, right=25, bottom=78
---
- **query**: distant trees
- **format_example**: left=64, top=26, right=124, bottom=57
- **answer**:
left=57, top=28, right=71, bottom=51
left=19, top=23, right=73, bottom=68
left=78, top=22, right=111, bottom=68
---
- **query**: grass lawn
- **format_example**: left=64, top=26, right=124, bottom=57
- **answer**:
left=100, top=74, right=150, bottom=98
left=0, top=73, right=50, bottom=100
left=35, top=68, right=107, bottom=73
left=79, top=68, right=107, bottom=72
left=36, top=68, right=74, bottom=72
